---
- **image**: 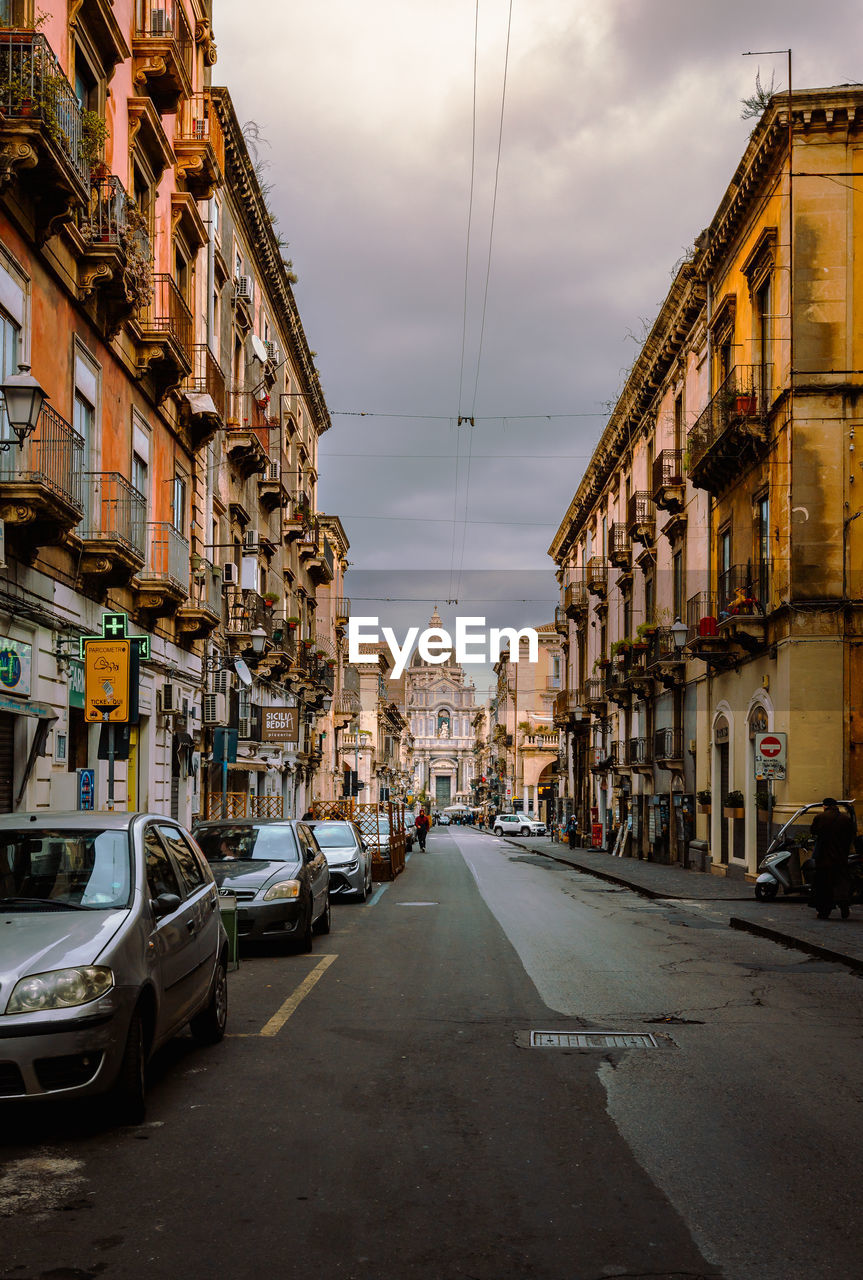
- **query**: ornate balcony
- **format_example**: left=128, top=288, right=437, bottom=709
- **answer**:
left=583, top=676, right=607, bottom=713
left=132, top=521, right=189, bottom=614
left=335, top=596, right=351, bottom=627
left=564, top=573, right=588, bottom=620
left=78, top=472, right=146, bottom=586
left=586, top=556, right=608, bottom=598
left=174, top=90, right=224, bottom=199
left=687, top=365, right=773, bottom=494
left=606, top=655, right=631, bottom=708
left=257, top=450, right=290, bottom=512
left=654, top=727, right=684, bottom=769
left=609, top=521, right=631, bottom=571
left=132, top=0, right=193, bottom=113
left=300, top=527, right=334, bottom=585
left=626, top=491, right=656, bottom=547
left=652, top=449, right=685, bottom=513
left=182, top=344, right=225, bottom=449
left=0, top=31, right=90, bottom=238
left=71, top=174, right=152, bottom=334
left=224, top=588, right=270, bottom=642
left=716, top=561, right=771, bottom=650
left=646, top=626, right=685, bottom=687
left=626, top=736, right=653, bottom=773
left=553, top=604, right=568, bottom=635
left=686, top=592, right=735, bottom=668
left=176, top=558, right=222, bottom=640
left=224, top=390, right=270, bottom=477
left=0, top=404, right=84, bottom=558
left=283, top=489, right=312, bottom=542
left=133, top=273, right=193, bottom=401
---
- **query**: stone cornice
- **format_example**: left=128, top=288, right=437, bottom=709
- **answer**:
left=209, top=86, right=331, bottom=435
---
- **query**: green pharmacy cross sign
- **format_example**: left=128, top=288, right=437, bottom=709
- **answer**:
left=78, top=613, right=150, bottom=662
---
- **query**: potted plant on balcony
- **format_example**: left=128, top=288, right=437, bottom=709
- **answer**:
left=723, top=789, right=745, bottom=820
left=636, top=621, right=657, bottom=642
left=697, top=788, right=712, bottom=813
left=262, top=591, right=279, bottom=608
left=286, top=616, right=299, bottom=629
left=594, top=656, right=610, bottom=671
left=79, top=110, right=109, bottom=176
left=610, top=638, right=631, bottom=666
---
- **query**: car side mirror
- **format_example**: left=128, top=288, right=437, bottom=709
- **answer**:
left=152, top=892, right=182, bottom=918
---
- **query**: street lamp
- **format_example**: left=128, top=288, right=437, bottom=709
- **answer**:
left=250, top=627, right=267, bottom=656
left=0, top=364, right=48, bottom=449
left=572, top=702, right=584, bottom=723
left=670, top=616, right=688, bottom=653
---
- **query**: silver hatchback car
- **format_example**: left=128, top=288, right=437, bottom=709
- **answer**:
left=0, top=812, right=228, bottom=1122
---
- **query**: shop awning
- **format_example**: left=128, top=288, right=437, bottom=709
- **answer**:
left=226, top=760, right=269, bottom=773
left=0, top=695, right=59, bottom=808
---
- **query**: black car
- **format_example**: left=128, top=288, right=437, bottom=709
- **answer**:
left=192, top=819, right=330, bottom=952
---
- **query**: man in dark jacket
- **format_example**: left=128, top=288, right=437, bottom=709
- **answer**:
left=810, top=798, right=854, bottom=919
left=415, top=808, right=430, bottom=851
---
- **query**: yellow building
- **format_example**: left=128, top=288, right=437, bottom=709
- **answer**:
left=551, top=85, right=863, bottom=877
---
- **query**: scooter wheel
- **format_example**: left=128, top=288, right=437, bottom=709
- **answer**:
left=755, top=881, right=779, bottom=902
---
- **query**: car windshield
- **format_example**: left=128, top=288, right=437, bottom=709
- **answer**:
left=194, top=824, right=300, bottom=863
left=0, top=828, right=132, bottom=909
left=311, top=823, right=356, bottom=848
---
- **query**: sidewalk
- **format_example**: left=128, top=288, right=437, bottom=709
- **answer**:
left=496, top=833, right=863, bottom=974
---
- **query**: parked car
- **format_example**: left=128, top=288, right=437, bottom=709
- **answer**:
left=0, top=812, right=228, bottom=1121
left=192, top=819, right=330, bottom=951
left=493, top=813, right=546, bottom=837
left=438, top=813, right=451, bottom=826
left=306, top=820, right=373, bottom=901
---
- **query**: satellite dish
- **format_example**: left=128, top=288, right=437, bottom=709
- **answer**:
left=233, top=657, right=253, bottom=688
left=249, top=334, right=268, bottom=365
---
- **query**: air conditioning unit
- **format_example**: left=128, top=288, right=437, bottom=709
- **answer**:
left=265, top=341, right=281, bottom=365
left=267, top=461, right=280, bottom=481
left=202, top=692, right=227, bottom=726
left=221, top=561, right=238, bottom=587
left=243, top=528, right=258, bottom=551
left=238, top=715, right=252, bottom=740
left=235, top=275, right=253, bottom=303
left=160, top=682, right=178, bottom=714
left=212, top=668, right=233, bottom=696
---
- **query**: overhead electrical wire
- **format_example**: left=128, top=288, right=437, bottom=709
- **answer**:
left=454, top=0, right=514, bottom=601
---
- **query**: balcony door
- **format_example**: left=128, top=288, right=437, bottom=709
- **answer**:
left=0, top=306, right=19, bottom=448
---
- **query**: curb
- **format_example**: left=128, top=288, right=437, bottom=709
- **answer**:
left=729, top=916, right=863, bottom=974
left=491, top=832, right=863, bottom=974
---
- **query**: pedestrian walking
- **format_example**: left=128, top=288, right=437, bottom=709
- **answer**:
left=810, top=798, right=854, bottom=918
left=566, top=814, right=579, bottom=850
left=415, top=807, right=430, bottom=851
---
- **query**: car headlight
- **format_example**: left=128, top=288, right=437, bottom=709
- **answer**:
left=263, top=880, right=301, bottom=901
left=340, top=859, right=360, bottom=872
left=6, top=966, right=114, bottom=1015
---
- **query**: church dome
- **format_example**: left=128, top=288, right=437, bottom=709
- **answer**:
left=409, top=607, right=457, bottom=667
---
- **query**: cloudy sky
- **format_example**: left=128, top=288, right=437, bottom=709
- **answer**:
left=216, top=0, right=861, bottom=633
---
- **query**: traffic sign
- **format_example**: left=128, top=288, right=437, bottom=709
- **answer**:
left=755, top=731, right=786, bottom=780
left=84, top=639, right=131, bottom=723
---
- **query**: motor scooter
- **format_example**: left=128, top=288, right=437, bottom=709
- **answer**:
left=754, top=800, right=862, bottom=902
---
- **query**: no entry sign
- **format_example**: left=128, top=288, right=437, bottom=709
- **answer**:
left=755, top=732, right=787, bottom=780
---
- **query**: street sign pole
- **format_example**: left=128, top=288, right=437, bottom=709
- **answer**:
left=222, top=752, right=228, bottom=820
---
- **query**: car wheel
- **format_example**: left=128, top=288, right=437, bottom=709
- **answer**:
left=109, top=1007, right=146, bottom=1125
left=493, top=826, right=503, bottom=836
left=190, top=955, right=228, bottom=1045
left=521, top=826, right=531, bottom=836
left=315, top=895, right=332, bottom=935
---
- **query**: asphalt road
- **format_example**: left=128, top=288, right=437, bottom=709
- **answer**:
left=1, top=825, right=860, bottom=1280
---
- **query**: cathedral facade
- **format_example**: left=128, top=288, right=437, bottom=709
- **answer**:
left=403, top=611, right=479, bottom=809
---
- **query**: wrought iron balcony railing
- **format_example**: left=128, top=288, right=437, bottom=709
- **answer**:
left=0, top=402, right=84, bottom=513
left=586, top=556, right=608, bottom=596
left=609, top=521, right=631, bottom=568
left=80, top=472, right=146, bottom=556
left=186, top=344, right=226, bottom=420
left=140, top=273, right=193, bottom=364
left=626, top=491, right=656, bottom=543
left=687, top=365, right=773, bottom=488
left=136, top=521, right=190, bottom=594
left=654, top=728, right=683, bottom=762
left=0, top=30, right=89, bottom=190
left=564, top=572, right=588, bottom=617
left=717, top=561, right=771, bottom=617
left=626, top=736, right=652, bottom=767
left=134, top=0, right=193, bottom=76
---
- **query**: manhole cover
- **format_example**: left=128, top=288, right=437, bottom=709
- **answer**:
left=530, top=1030, right=660, bottom=1049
